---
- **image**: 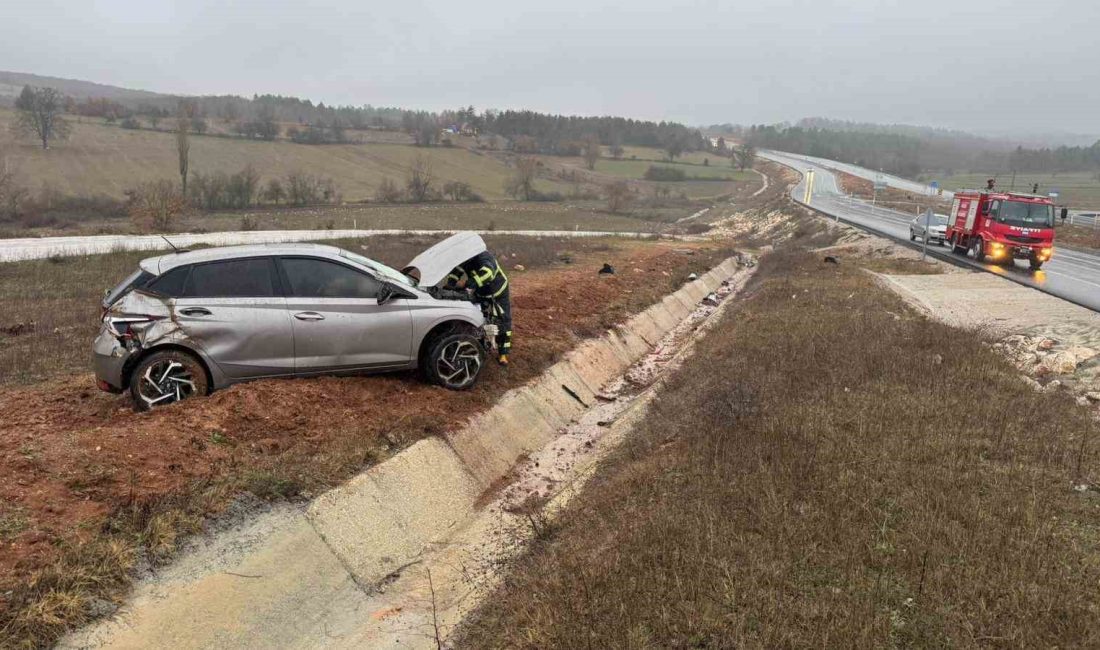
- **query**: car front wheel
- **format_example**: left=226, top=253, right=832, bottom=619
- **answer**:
left=129, top=350, right=208, bottom=411
left=421, top=329, right=485, bottom=390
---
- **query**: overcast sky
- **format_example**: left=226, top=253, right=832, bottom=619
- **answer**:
left=2, top=0, right=1097, bottom=135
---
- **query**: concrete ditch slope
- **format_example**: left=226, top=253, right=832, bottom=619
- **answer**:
left=60, top=255, right=747, bottom=649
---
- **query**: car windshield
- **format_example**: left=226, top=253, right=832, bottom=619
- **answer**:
left=997, top=201, right=1053, bottom=228
left=339, top=250, right=415, bottom=287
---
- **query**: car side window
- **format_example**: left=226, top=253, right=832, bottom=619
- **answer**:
left=146, top=266, right=190, bottom=297
left=281, top=257, right=381, bottom=299
left=184, top=258, right=276, bottom=298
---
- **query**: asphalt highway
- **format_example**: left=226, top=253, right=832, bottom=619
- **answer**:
left=761, top=150, right=1100, bottom=312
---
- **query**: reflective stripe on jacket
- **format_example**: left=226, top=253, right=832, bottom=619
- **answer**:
left=453, top=251, right=508, bottom=299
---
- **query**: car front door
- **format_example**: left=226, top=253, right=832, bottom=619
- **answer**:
left=171, top=257, right=296, bottom=379
left=277, top=256, right=414, bottom=372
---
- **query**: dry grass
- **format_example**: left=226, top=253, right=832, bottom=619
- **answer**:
left=0, top=234, right=634, bottom=386
left=1055, top=223, right=1100, bottom=252
left=456, top=249, right=1100, bottom=648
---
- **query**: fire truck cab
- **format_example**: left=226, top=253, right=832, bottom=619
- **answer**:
left=945, top=188, right=1055, bottom=271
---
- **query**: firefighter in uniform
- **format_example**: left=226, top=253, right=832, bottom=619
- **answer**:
left=446, top=251, right=512, bottom=365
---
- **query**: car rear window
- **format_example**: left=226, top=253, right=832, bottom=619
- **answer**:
left=145, top=265, right=190, bottom=297
left=184, top=258, right=276, bottom=298
left=104, top=268, right=155, bottom=307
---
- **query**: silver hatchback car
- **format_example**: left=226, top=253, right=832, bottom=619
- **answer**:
left=95, top=235, right=491, bottom=410
left=909, top=212, right=949, bottom=244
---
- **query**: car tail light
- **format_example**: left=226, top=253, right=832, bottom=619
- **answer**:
left=106, top=315, right=164, bottom=339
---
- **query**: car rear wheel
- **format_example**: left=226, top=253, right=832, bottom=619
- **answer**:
left=129, top=350, right=208, bottom=411
left=421, top=329, right=484, bottom=390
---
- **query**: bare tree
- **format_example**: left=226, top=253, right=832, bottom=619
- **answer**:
left=262, top=178, right=285, bottom=205
left=512, top=135, right=538, bottom=154
left=13, top=86, right=71, bottom=150
left=176, top=115, right=191, bottom=196
left=405, top=155, right=435, bottom=202
left=505, top=156, right=539, bottom=200
left=375, top=177, right=403, bottom=203
left=128, top=179, right=187, bottom=232
left=609, top=143, right=625, bottom=160
left=605, top=180, right=633, bottom=214
left=582, top=134, right=601, bottom=171
left=733, top=143, right=756, bottom=171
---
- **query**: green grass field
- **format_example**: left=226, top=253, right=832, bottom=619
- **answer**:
left=0, top=108, right=570, bottom=202
left=937, top=171, right=1100, bottom=209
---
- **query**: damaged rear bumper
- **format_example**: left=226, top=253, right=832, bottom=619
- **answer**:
left=93, top=328, right=133, bottom=392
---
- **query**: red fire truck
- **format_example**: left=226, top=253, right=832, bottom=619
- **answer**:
left=945, top=187, right=1055, bottom=271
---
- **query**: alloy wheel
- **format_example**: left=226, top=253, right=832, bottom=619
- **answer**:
left=137, top=359, right=198, bottom=407
left=435, top=340, right=482, bottom=388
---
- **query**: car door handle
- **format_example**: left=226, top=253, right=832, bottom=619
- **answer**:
left=180, top=307, right=212, bottom=317
left=294, top=312, right=325, bottom=321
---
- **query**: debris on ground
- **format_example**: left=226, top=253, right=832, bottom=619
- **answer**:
left=598, top=263, right=615, bottom=275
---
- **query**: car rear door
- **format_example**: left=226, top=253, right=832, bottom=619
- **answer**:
left=172, top=257, right=296, bottom=379
left=277, top=256, right=414, bottom=372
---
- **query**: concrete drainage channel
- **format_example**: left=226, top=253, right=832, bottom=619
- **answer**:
left=61, top=254, right=753, bottom=649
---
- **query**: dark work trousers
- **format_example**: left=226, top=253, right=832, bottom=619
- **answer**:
left=488, top=288, right=512, bottom=354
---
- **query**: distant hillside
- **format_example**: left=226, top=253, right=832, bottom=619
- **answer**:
left=0, top=70, right=168, bottom=106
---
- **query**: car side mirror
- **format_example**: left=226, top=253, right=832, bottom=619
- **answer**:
left=377, top=283, right=414, bottom=305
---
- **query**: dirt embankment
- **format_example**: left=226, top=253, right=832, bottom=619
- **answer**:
left=836, top=169, right=952, bottom=215
left=1055, top=222, right=1100, bottom=252
left=0, top=240, right=733, bottom=646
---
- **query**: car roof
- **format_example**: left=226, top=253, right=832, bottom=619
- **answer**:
left=140, top=243, right=345, bottom=274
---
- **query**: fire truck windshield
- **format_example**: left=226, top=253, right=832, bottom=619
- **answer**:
left=995, top=201, right=1053, bottom=228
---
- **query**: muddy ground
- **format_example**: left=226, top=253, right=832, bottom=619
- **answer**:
left=0, top=240, right=732, bottom=615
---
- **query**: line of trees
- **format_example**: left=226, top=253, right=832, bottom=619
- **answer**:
left=484, top=110, right=705, bottom=156
left=743, top=124, right=923, bottom=177
left=1007, top=143, right=1100, bottom=174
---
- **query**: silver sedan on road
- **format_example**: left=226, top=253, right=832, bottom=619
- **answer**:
left=94, top=235, right=493, bottom=410
left=909, top=213, right=949, bottom=244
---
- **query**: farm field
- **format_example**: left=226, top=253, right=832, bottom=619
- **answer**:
left=0, top=108, right=571, bottom=202
left=544, top=146, right=755, bottom=200
left=937, top=171, right=1100, bottom=209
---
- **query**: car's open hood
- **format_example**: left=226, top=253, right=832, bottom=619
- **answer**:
left=403, top=232, right=487, bottom=287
